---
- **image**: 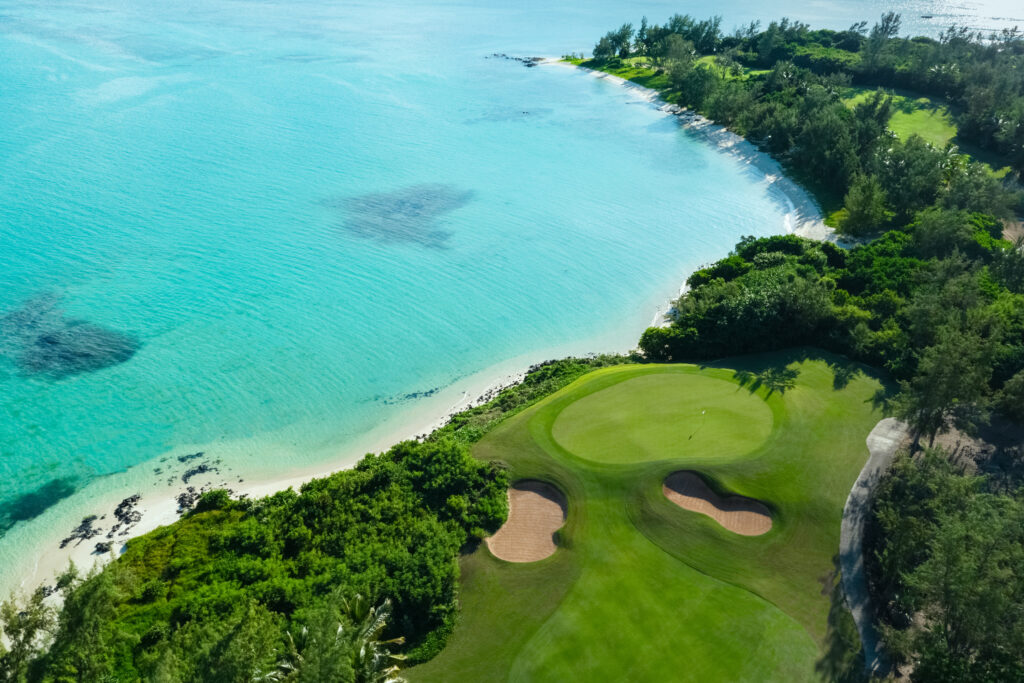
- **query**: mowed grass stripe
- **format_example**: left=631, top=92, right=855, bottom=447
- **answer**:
left=411, top=351, right=888, bottom=682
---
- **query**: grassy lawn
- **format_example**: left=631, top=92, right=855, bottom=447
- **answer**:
left=695, top=54, right=769, bottom=81
left=567, top=55, right=762, bottom=91
left=566, top=56, right=671, bottom=91
left=411, top=350, right=887, bottom=682
left=841, top=88, right=1015, bottom=178
left=842, top=86, right=958, bottom=148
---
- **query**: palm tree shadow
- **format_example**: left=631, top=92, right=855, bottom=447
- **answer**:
left=699, top=347, right=898, bottom=405
left=732, top=366, right=800, bottom=396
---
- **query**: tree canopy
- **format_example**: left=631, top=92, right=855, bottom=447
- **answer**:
left=2, top=439, right=508, bottom=681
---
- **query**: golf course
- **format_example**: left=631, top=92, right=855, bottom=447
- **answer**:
left=411, top=351, right=888, bottom=681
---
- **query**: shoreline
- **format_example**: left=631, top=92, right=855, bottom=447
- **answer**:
left=5, top=355, right=535, bottom=599
left=543, top=58, right=835, bottom=244
left=4, top=58, right=833, bottom=602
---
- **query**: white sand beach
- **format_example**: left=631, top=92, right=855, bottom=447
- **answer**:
left=543, top=59, right=834, bottom=243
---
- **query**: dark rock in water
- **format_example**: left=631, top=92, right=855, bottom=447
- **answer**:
left=94, top=541, right=113, bottom=554
left=182, top=463, right=218, bottom=484
left=383, top=386, right=441, bottom=405
left=329, top=183, right=474, bottom=248
left=0, top=478, right=77, bottom=534
left=176, top=486, right=200, bottom=513
left=487, top=53, right=544, bottom=67
left=177, top=451, right=205, bottom=463
left=0, top=293, right=140, bottom=379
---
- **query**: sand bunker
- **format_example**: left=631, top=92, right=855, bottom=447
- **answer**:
left=486, top=480, right=567, bottom=562
left=663, top=471, right=772, bottom=536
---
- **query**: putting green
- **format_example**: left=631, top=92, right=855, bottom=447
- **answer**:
left=412, top=353, right=887, bottom=682
left=551, top=373, right=773, bottom=464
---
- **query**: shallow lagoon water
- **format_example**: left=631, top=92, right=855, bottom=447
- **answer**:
left=0, top=0, right=1018, bottom=588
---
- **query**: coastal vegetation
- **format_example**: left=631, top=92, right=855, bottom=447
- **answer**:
left=586, top=12, right=1024, bottom=679
left=5, top=11, right=1024, bottom=683
left=412, top=357, right=884, bottom=681
left=866, top=450, right=1024, bottom=680
left=1, top=439, right=507, bottom=681
left=640, top=225, right=1024, bottom=445
left=577, top=12, right=1023, bottom=222
left=581, top=13, right=1024, bottom=445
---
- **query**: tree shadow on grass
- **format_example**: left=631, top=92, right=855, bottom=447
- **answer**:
left=733, top=366, right=800, bottom=396
left=697, top=347, right=899, bottom=404
left=826, top=357, right=863, bottom=390
left=816, top=554, right=868, bottom=683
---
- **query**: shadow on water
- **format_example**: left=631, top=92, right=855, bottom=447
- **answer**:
left=0, top=478, right=78, bottom=535
left=0, top=292, right=140, bottom=379
left=817, top=554, right=868, bottom=683
left=327, top=183, right=474, bottom=248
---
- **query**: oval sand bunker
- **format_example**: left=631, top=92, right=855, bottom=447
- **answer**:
left=486, top=480, right=567, bottom=562
left=663, top=471, right=772, bottom=536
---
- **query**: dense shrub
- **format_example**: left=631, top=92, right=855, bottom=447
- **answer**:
left=27, top=438, right=508, bottom=680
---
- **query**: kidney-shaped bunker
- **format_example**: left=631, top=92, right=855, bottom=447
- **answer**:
left=663, top=471, right=772, bottom=536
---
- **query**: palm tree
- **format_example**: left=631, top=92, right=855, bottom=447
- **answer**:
left=339, top=595, right=406, bottom=683
left=264, top=593, right=406, bottom=683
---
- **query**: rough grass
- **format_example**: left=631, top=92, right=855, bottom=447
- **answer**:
left=577, top=57, right=671, bottom=91
left=411, top=350, right=887, bottom=682
left=695, top=54, right=768, bottom=81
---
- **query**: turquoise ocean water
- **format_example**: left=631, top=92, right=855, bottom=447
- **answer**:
left=0, top=0, right=1019, bottom=587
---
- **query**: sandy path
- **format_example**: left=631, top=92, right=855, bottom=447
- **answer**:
left=663, top=471, right=772, bottom=536
left=839, top=417, right=909, bottom=676
left=486, top=481, right=566, bottom=562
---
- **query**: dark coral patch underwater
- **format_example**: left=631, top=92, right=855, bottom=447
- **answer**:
left=329, top=183, right=474, bottom=248
left=0, top=293, right=140, bottom=379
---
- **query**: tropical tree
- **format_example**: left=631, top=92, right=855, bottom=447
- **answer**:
left=842, top=174, right=891, bottom=235
left=0, top=588, right=56, bottom=683
left=892, top=324, right=993, bottom=444
left=271, top=593, right=406, bottom=683
left=593, top=23, right=633, bottom=60
left=341, top=595, right=406, bottom=683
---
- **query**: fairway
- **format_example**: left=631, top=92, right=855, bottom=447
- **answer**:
left=842, top=86, right=957, bottom=148
left=411, top=352, right=887, bottom=682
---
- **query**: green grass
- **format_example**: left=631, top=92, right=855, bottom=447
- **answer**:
left=695, top=55, right=768, bottom=81
left=842, top=87, right=958, bottom=148
left=565, top=57, right=671, bottom=91
left=551, top=372, right=773, bottom=464
left=841, top=88, right=1014, bottom=177
left=567, top=55, right=762, bottom=93
left=411, top=350, right=888, bottom=681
